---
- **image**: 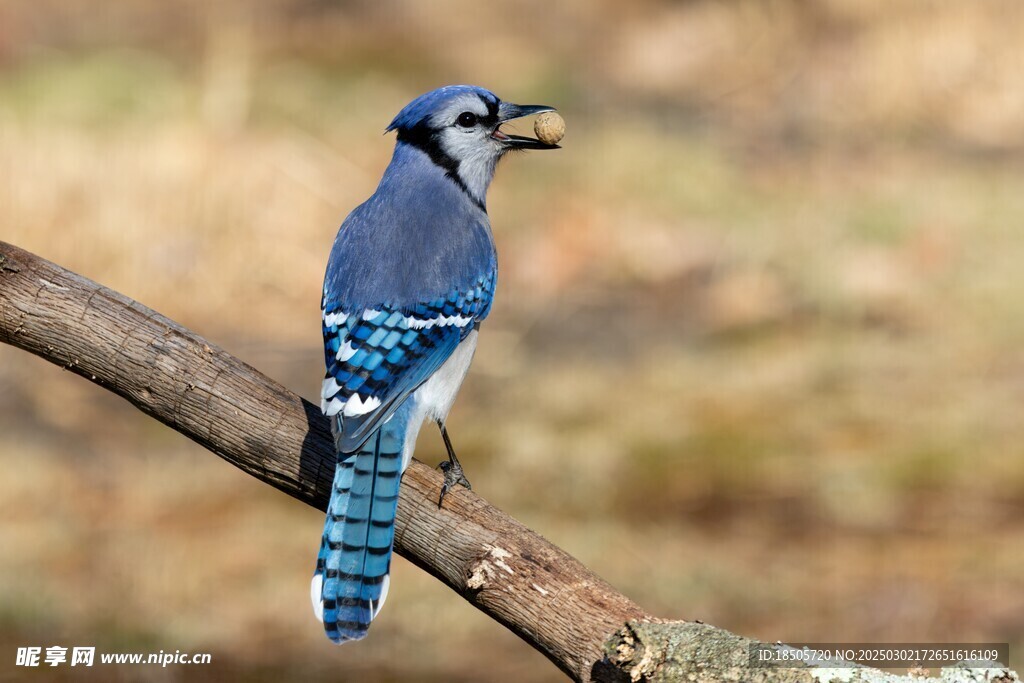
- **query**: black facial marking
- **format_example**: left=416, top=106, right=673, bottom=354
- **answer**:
left=477, top=94, right=500, bottom=127
left=395, top=122, right=487, bottom=212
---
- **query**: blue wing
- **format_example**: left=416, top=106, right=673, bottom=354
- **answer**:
left=321, top=271, right=495, bottom=452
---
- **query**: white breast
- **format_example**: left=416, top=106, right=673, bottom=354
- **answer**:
left=416, top=330, right=479, bottom=421
left=400, top=330, right=479, bottom=470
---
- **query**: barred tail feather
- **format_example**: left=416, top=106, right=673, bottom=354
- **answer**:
left=312, top=418, right=406, bottom=643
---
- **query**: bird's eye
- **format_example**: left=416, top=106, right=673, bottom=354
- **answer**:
left=456, top=112, right=478, bottom=128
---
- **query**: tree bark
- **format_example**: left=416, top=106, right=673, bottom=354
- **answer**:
left=0, top=241, right=1016, bottom=683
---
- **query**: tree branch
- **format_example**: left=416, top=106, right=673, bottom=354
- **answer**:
left=0, top=241, right=1017, bottom=683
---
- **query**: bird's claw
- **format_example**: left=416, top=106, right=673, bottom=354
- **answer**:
left=437, top=459, right=471, bottom=508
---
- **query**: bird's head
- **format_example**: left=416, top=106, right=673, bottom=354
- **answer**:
left=385, top=85, right=558, bottom=207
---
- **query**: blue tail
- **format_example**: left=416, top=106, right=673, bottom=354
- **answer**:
left=311, top=415, right=407, bottom=643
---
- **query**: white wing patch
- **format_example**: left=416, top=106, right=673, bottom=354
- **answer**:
left=404, top=314, right=473, bottom=330
left=343, top=393, right=381, bottom=417
left=321, top=383, right=382, bottom=417
left=323, top=310, right=348, bottom=328
left=322, top=395, right=344, bottom=416
left=321, top=307, right=469, bottom=419
left=336, top=340, right=357, bottom=362
left=369, top=574, right=390, bottom=620
left=311, top=573, right=324, bottom=622
left=321, top=377, right=343, bottom=400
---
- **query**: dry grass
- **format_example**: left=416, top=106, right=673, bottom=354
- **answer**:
left=2, top=1, right=1024, bottom=680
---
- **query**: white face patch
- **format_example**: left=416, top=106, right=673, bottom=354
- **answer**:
left=426, top=93, right=504, bottom=205
left=441, top=129, right=502, bottom=205
left=426, top=92, right=491, bottom=130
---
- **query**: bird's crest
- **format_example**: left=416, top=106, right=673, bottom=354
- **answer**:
left=385, top=85, right=499, bottom=133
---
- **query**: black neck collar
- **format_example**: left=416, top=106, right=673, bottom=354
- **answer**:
left=396, top=127, right=486, bottom=212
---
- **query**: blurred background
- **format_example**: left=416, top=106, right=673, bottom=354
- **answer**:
left=2, top=0, right=1024, bottom=680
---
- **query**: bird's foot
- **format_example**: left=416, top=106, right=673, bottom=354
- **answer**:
left=436, top=420, right=471, bottom=508
left=437, top=459, right=471, bottom=508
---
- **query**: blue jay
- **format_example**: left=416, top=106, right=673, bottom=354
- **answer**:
left=311, top=85, right=558, bottom=643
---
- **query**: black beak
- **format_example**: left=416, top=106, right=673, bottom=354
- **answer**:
left=493, top=102, right=560, bottom=150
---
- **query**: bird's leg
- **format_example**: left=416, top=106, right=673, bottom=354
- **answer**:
left=436, top=419, right=471, bottom=508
